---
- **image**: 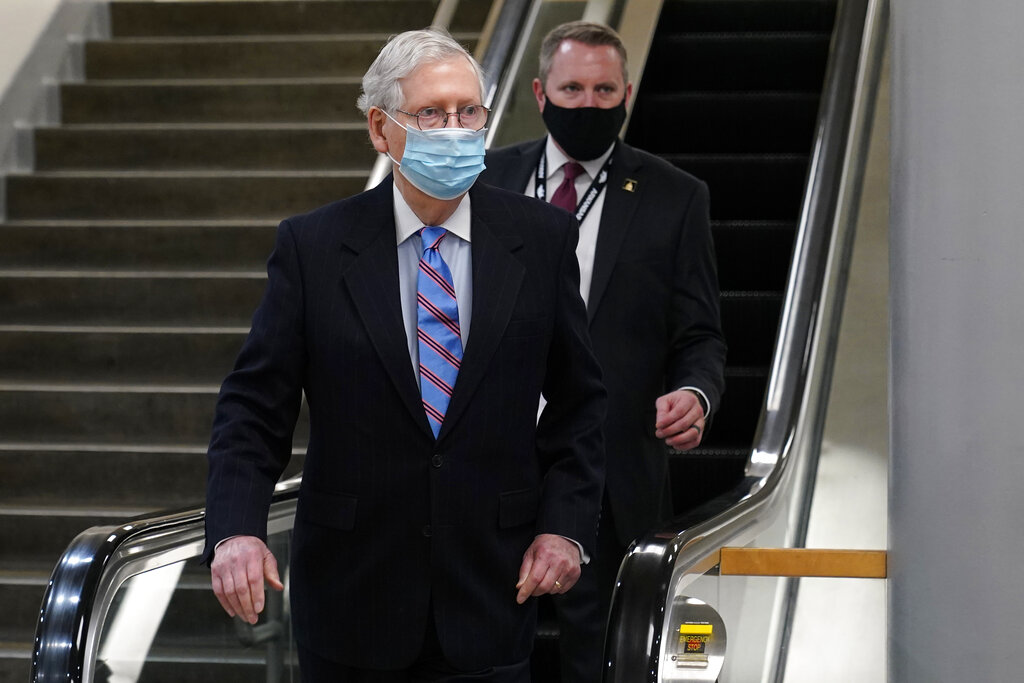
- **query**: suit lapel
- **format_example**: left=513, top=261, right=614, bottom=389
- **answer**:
left=587, top=143, right=643, bottom=322
left=497, top=138, right=545, bottom=193
left=341, top=177, right=433, bottom=437
left=438, top=186, right=525, bottom=439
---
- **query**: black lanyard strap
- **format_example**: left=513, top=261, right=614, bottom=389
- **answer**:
left=534, top=148, right=615, bottom=224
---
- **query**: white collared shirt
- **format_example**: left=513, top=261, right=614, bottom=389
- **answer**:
left=522, top=138, right=712, bottom=418
left=524, top=137, right=614, bottom=306
left=394, top=186, right=473, bottom=374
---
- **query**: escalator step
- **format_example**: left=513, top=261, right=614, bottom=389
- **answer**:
left=720, top=291, right=785, bottom=366
left=643, top=33, right=831, bottom=92
left=629, top=92, right=821, bottom=154
left=713, top=221, right=796, bottom=291
left=657, top=0, right=837, bottom=34
left=663, top=154, right=810, bottom=221
left=701, top=367, right=767, bottom=449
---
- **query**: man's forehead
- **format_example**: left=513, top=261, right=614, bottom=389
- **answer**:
left=550, top=41, right=624, bottom=78
left=399, top=56, right=482, bottom=103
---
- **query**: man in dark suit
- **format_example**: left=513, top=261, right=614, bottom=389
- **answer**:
left=480, top=21, right=727, bottom=683
left=204, top=28, right=606, bottom=682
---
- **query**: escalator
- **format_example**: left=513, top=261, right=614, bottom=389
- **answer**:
left=24, top=0, right=887, bottom=681
left=627, top=0, right=837, bottom=515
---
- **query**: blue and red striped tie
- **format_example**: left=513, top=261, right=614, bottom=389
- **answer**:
left=417, top=226, right=462, bottom=438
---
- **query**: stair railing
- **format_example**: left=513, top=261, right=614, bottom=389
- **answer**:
left=602, top=0, right=889, bottom=680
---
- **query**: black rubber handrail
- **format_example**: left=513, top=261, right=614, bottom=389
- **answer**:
left=602, top=0, right=889, bottom=680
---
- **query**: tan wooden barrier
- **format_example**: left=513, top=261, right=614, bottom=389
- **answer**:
left=719, top=548, right=887, bottom=578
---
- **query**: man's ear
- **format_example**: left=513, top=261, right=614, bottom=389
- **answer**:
left=532, top=78, right=546, bottom=112
left=367, top=107, right=389, bottom=154
left=625, top=82, right=634, bottom=108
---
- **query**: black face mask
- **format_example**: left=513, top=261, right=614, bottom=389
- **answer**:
left=541, top=96, right=627, bottom=161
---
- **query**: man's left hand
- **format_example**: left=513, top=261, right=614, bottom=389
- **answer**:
left=515, top=533, right=582, bottom=604
left=654, top=389, right=706, bottom=451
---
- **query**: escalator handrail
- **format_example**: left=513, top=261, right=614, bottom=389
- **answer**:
left=603, top=0, right=889, bottom=680
left=31, top=480, right=300, bottom=683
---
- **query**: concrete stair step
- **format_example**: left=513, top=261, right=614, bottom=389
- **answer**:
left=0, top=328, right=246, bottom=384
left=0, top=569, right=50, bottom=640
left=60, top=79, right=364, bottom=124
left=84, top=34, right=479, bottom=80
left=0, top=509, right=138, bottom=570
left=0, top=384, right=310, bottom=445
left=0, top=445, right=304, bottom=509
left=0, top=220, right=277, bottom=271
left=34, top=124, right=376, bottom=171
left=4, top=171, right=365, bottom=220
left=0, top=273, right=266, bottom=326
left=107, top=0, right=489, bottom=38
left=0, top=641, right=31, bottom=682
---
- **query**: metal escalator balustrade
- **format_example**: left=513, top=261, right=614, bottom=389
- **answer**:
left=605, top=0, right=889, bottom=680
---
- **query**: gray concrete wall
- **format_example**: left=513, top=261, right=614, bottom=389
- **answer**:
left=889, top=0, right=1024, bottom=680
left=0, top=0, right=63, bottom=97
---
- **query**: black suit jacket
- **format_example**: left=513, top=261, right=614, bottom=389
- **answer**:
left=481, top=139, right=726, bottom=549
left=203, top=177, right=606, bottom=670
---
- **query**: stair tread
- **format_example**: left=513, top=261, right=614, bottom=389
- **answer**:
left=90, top=31, right=478, bottom=45
left=11, top=169, right=366, bottom=178
left=65, top=76, right=363, bottom=86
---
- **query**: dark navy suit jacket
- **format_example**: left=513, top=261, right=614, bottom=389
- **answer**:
left=481, top=139, right=726, bottom=549
left=204, top=177, right=606, bottom=670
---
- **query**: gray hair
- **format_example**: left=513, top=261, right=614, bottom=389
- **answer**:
left=357, top=27, right=485, bottom=115
left=538, top=21, right=628, bottom=88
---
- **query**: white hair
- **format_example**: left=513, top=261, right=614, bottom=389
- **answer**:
left=356, top=27, right=486, bottom=115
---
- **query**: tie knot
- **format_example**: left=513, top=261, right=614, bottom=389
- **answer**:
left=561, top=162, right=584, bottom=182
left=420, top=226, right=447, bottom=252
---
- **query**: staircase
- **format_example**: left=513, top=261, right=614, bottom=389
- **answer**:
left=0, top=2, right=491, bottom=680
left=626, top=0, right=838, bottom=513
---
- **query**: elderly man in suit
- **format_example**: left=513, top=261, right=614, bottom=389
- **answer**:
left=480, top=20, right=727, bottom=683
left=204, top=28, right=606, bottom=683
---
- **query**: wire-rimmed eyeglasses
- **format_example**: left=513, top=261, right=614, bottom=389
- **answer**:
left=395, top=105, right=490, bottom=131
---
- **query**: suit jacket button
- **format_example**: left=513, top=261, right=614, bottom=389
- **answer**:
left=422, top=525, right=432, bottom=538
left=431, top=454, right=444, bottom=468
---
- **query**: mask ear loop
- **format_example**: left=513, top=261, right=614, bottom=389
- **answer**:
left=379, top=109, right=407, bottom=167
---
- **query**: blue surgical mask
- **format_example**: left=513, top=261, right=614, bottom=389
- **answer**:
left=385, top=111, right=487, bottom=200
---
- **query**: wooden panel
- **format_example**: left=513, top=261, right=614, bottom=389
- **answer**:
left=719, top=548, right=887, bottom=578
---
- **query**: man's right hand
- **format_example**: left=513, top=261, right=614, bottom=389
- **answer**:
left=210, top=535, right=284, bottom=624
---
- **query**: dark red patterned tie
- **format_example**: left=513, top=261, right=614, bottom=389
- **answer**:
left=550, top=162, right=584, bottom=213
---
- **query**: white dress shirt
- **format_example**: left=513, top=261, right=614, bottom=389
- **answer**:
left=524, top=137, right=613, bottom=306
left=524, top=136, right=712, bottom=418
left=394, top=186, right=473, bottom=375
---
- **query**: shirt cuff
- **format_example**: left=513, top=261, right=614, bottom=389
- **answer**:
left=678, top=386, right=711, bottom=419
left=560, top=536, right=589, bottom=565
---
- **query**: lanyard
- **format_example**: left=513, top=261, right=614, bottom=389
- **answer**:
left=534, top=148, right=615, bottom=224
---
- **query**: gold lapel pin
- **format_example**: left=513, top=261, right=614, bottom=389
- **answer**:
left=622, top=178, right=638, bottom=192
